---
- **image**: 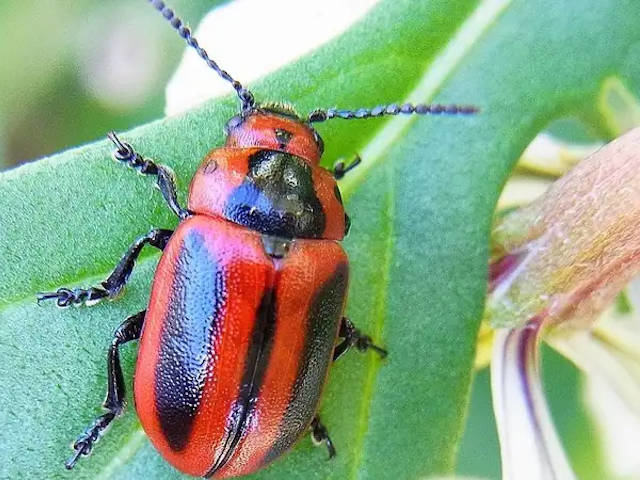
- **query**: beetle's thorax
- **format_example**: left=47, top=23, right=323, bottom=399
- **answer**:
left=187, top=109, right=347, bottom=241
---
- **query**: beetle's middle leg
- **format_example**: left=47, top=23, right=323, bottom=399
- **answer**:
left=37, top=228, right=172, bottom=308
left=333, top=317, right=387, bottom=361
left=107, top=131, right=190, bottom=220
left=65, top=310, right=144, bottom=470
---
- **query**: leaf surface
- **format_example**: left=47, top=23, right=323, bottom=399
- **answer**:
left=1, top=1, right=639, bottom=479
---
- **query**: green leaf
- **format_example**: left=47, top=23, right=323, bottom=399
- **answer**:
left=1, top=1, right=639, bottom=479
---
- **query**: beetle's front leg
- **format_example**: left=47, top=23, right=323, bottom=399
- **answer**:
left=65, top=310, right=144, bottom=469
left=107, top=131, right=190, bottom=220
left=37, top=228, right=172, bottom=308
left=333, top=317, right=387, bottom=361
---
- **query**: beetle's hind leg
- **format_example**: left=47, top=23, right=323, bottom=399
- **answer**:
left=310, top=416, right=336, bottom=459
left=108, top=131, right=190, bottom=219
left=333, top=317, right=387, bottom=361
left=66, top=310, right=144, bottom=470
left=37, top=228, right=172, bottom=308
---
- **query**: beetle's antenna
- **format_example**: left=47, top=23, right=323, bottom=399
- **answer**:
left=307, top=102, right=477, bottom=123
left=148, top=0, right=255, bottom=113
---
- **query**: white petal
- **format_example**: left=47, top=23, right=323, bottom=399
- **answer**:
left=547, top=324, right=640, bottom=420
left=547, top=320, right=640, bottom=478
left=165, top=0, right=380, bottom=116
left=517, top=133, right=601, bottom=177
left=491, top=325, right=576, bottom=480
left=497, top=174, right=553, bottom=210
left=585, top=376, right=640, bottom=477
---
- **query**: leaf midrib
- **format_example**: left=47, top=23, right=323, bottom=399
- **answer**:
left=347, top=160, right=396, bottom=480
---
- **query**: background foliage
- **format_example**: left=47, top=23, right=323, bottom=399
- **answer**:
left=1, top=1, right=639, bottom=479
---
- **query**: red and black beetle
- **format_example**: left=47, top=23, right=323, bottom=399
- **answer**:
left=37, top=1, right=476, bottom=477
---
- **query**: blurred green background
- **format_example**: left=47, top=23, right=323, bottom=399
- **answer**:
left=0, top=1, right=622, bottom=479
left=0, top=0, right=221, bottom=171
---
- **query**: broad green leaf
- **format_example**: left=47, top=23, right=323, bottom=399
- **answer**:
left=1, top=1, right=640, bottom=480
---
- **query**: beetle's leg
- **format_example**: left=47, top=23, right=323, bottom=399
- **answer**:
left=310, top=416, right=336, bottom=459
left=66, top=310, right=145, bottom=469
left=333, top=317, right=387, bottom=361
left=332, top=154, right=361, bottom=179
left=37, top=229, right=173, bottom=308
left=107, top=131, right=190, bottom=220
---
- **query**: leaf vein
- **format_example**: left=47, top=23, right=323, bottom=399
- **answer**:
left=349, top=160, right=396, bottom=480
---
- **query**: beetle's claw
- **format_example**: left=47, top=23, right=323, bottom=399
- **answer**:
left=355, top=336, right=388, bottom=359
left=326, top=440, right=336, bottom=460
left=37, top=286, right=108, bottom=308
left=36, top=288, right=73, bottom=308
left=36, top=291, right=59, bottom=305
left=65, top=442, right=89, bottom=470
left=370, top=343, right=388, bottom=359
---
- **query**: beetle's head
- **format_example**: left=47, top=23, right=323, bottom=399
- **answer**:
left=224, top=103, right=324, bottom=165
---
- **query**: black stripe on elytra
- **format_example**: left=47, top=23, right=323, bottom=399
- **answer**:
left=262, top=262, right=348, bottom=466
left=155, top=231, right=226, bottom=451
left=207, top=285, right=278, bottom=476
left=224, top=150, right=326, bottom=239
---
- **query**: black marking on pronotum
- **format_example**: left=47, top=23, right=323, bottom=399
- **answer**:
left=225, top=150, right=326, bottom=238
left=263, top=263, right=348, bottom=465
left=274, top=128, right=293, bottom=150
left=155, top=232, right=226, bottom=451
left=207, top=286, right=278, bottom=476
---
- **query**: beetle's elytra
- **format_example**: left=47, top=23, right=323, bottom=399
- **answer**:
left=37, top=0, right=476, bottom=477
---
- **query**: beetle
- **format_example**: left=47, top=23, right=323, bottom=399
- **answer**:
left=37, top=0, right=477, bottom=477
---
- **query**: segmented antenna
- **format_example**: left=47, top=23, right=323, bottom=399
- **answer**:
left=308, top=102, right=477, bottom=123
left=148, top=0, right=255, bottom=112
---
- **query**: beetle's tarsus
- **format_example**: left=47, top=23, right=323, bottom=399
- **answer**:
left=37, top=229, right=172, bottom=309
left=66, top=412, right=112, bottom=469
left=36, top=286, right=108, bottom=308
left=310, top=417, right=336, bottom=459
left=107, top=131, right=189, bottom=219
left=66, top=312, right=144, bottom=468
left=333, top=317, right=387, bottom=361
left=65, top=442, right=86, bottom=470
left=364, top=341, right=388, bottom=359
left=333, top=154, right=361, bottom=179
